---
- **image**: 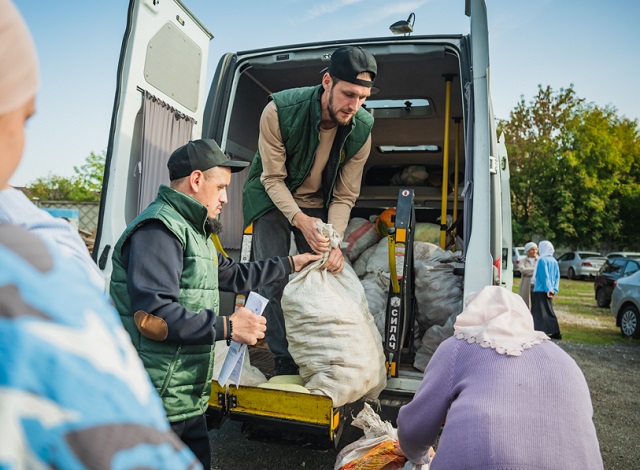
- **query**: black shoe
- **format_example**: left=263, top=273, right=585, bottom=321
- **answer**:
left=549, top=333, right=563, bottom=340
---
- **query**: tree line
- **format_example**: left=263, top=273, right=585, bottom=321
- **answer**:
left=27, top=150, right=105, bottom=202
left=498, top=84, right=640, bottom=252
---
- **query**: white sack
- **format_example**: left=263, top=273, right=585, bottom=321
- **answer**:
left=413, top=249, right=464, bottom=331
left=413, top=318, right=455, bottom=372
left=353, top=241, right=379, bottom=277
left=361, top=270, right=390, bottom=338
left=364, top=237, right=393, bottom=275
left=282, top=225, right=387, bottom=408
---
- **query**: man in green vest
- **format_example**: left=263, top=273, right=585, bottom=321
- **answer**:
left=242, top=46, right=377, bottom=376
left=109, top=139, right=320, bottom=468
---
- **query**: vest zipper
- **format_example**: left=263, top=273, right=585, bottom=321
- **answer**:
left=160, top=345, right=182, bottom=397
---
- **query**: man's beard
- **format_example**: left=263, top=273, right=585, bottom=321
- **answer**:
left=327, top=88, right=352, bottom=127
left=205, top=217, right=223, bottom=235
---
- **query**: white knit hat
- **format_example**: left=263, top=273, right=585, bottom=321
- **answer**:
left=0, top=0, right=39, bottom=115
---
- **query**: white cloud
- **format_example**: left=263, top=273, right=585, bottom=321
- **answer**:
left=303, top=0, right=365, bottom=21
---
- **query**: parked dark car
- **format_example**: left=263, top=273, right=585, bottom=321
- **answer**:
left=610, top=269, right=640, bottom=338
left=594, top=257, right=640, bottom=308
left=605, top=252, right=640, bottom=259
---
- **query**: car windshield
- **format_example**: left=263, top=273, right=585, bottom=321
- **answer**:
left=579, top=252, right=601, bottom=259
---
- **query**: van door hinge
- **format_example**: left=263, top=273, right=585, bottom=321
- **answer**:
left=489, top=156, right=498, bottom=174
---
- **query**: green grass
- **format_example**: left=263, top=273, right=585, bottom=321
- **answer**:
left=512, top=277, right=627, bottom=345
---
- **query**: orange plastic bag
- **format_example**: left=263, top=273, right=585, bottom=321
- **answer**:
left=338, top=439, right=406, bottom=470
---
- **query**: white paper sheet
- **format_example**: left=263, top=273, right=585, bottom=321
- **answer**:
left=217, top=292, right=268, bottom=387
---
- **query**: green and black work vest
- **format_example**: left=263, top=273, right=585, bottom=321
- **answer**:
left=110, top=185, right=219, bottom=422
left=242, top=84, right=374, bottom=228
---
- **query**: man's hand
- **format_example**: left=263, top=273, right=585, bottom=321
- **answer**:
left=320, top=247, right=345, bottom=274
left=292, top=212, right=330, bottom=253
left=291, top=252, right=323, bottom=272
left=228, top=307, right=267, bottom=345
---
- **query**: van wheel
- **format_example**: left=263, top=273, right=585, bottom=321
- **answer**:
left=619, top=305, right=640, bottom=339
left=596, top=288, right=610, bottom=308
left=568, top=268, right=577, bottom=280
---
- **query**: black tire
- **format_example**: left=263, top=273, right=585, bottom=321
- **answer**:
left=596, top=288, right=610, bottom=308
left=619, top=305, right=640, bottom=339
left=568, top=267, right=577, bottom=280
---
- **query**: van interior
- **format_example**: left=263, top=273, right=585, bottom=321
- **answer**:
left=206, top=39, right=470, bottom=250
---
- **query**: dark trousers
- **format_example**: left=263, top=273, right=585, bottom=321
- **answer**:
left=252, top=207, right=326, bottom=374
left=531, top=291, right=561, bottom=337
left=171, top=414, right=210, bottom=469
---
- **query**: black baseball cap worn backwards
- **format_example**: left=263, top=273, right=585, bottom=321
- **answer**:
left=326, top=46, right=377, bottom=88
left=167, top=139, right=248, bottom=180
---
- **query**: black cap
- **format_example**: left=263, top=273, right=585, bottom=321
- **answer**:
left=167, top=139, right=248, bottom=180
left=325, top=46, right=377, bottom=87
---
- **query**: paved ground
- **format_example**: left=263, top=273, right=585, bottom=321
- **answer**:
left=207, top=340, right=640, bottom=469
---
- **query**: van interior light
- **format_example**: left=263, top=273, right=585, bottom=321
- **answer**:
left=379, top=145, right=440, bottom=154
left=389, top=13, right=415, bottom=35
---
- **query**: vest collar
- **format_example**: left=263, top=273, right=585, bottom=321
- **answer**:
left=157, top=185, right=209, bottom=235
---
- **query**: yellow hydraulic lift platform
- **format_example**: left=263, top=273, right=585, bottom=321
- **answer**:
left=207, top=189, right=419, bottom=445
left=208, top=382, right=347, bottom=444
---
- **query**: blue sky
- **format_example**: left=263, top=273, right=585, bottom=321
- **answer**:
left=10, top=0, right=640, bottom=186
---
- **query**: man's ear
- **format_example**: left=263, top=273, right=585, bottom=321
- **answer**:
left=321, top=72, right=332, bottom=92
left=189, top=170, right=204, bottom=192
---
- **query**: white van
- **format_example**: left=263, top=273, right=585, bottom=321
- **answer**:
left=94, top=0, right=513, bottom=444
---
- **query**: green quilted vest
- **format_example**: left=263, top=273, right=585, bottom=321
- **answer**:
left=110, top=185, right=219, bottom=422
left=242, top=84, right=374, bottom=228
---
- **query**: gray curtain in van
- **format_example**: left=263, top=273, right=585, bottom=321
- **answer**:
left=218, top=168, right=247, bottom=250
left=137, top=90, right=195, bottom=214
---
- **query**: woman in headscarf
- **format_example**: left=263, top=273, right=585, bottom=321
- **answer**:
left=518, top=241, right=538, bottom=308
left=396, top=286, right=603, bottom=469
left=531, top=239, right=562, bottom=339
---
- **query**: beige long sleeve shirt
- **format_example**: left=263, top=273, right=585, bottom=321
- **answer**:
left=258, top=101, right=371, bottom=236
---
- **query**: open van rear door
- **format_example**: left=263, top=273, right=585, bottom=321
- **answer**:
left=497, top=132, right=513, bottom=290
left=93, top=0, right=212, bottom=280
left=463, top=0, right=494, bottom=296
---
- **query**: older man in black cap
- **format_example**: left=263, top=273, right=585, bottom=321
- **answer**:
left=242, top=45, right=378, bottom=376
left=109, top=138, right=320, bottom=468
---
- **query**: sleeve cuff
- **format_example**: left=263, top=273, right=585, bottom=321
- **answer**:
left=214, top=316, right=225, bottom=342
left=280, top=256, right=294, bottom=275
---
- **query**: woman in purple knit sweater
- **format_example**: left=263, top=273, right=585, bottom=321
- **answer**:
left=397, top=286, right=603, bottom=469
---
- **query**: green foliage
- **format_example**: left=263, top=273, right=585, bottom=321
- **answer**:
left=499, top=85, right=640, bottom=250
left=27, top=151, right=105, bottom=202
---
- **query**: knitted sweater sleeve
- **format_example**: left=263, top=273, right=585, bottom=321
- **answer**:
left=397, top=338, right=458, bottom=464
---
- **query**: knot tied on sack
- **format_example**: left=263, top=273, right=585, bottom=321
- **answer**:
left=315, top=221, right=342, bottom=263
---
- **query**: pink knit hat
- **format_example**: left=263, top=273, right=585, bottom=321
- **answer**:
left=0, top=0, right=39, bottom=115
